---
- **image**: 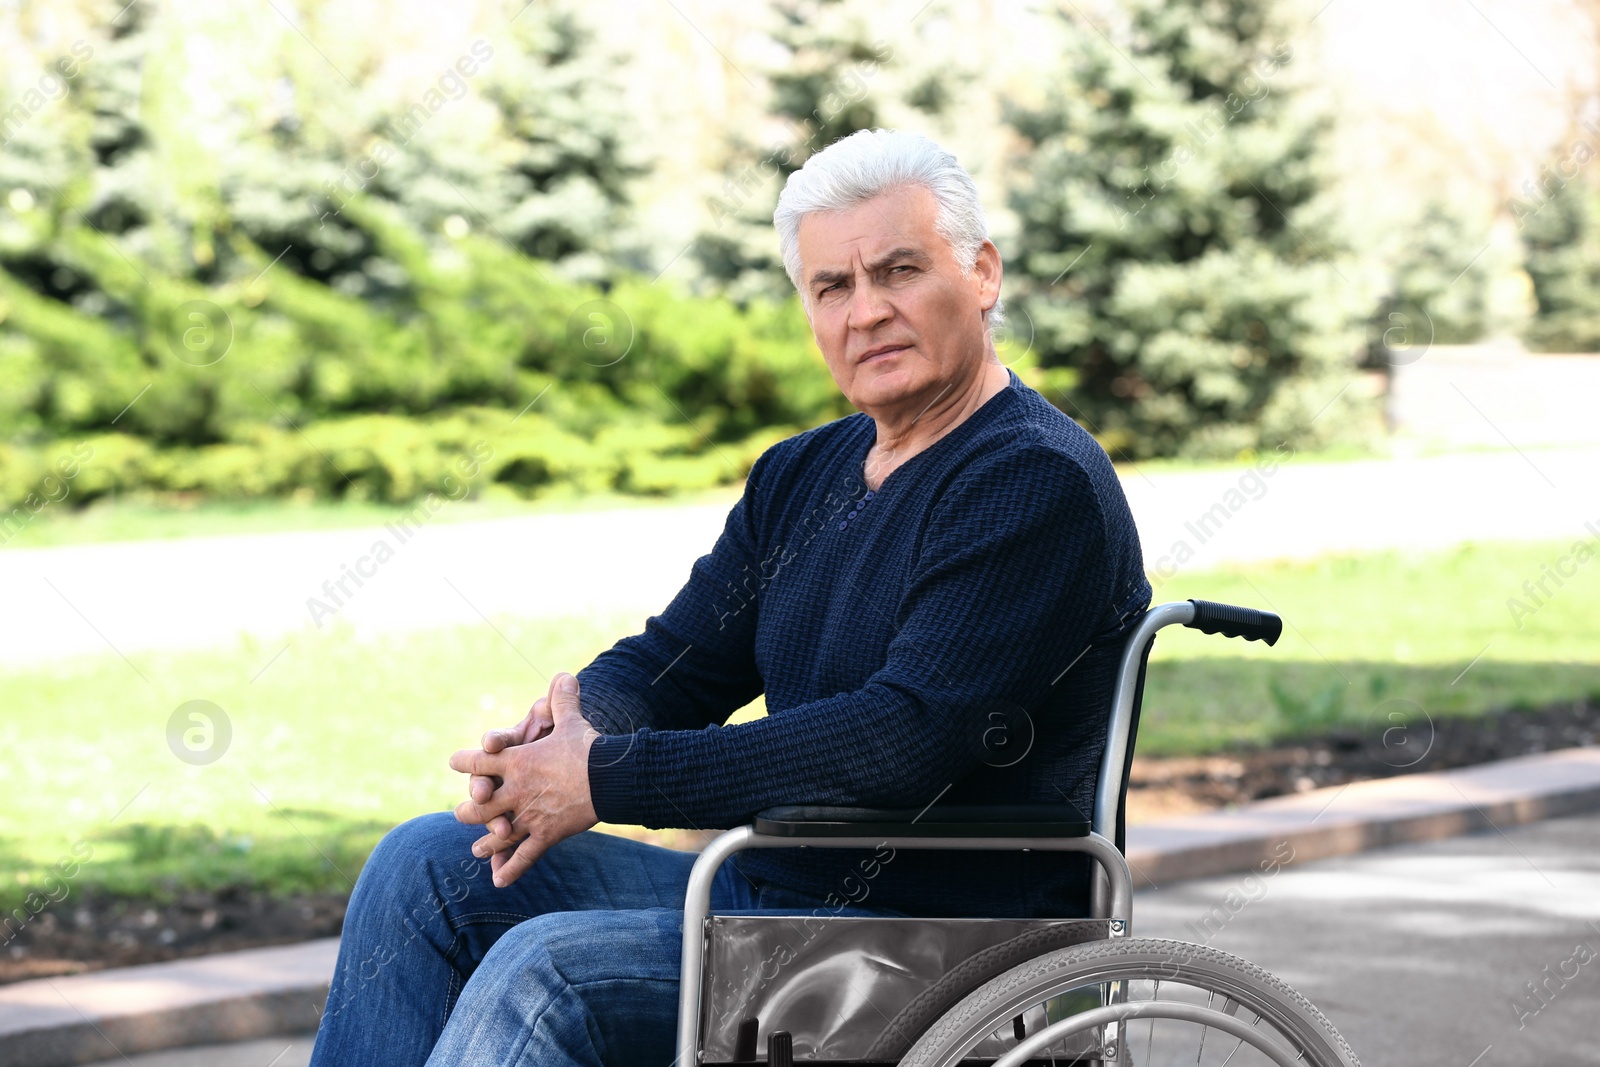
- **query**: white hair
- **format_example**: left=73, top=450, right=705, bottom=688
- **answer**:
left=774, top=128, right=1004, bottom=330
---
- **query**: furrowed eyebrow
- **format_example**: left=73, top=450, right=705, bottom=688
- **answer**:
left=807, top=247, right=931, bottom=291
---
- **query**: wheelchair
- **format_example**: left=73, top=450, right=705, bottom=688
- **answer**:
left=672, top=600, right=1362, bottom=1066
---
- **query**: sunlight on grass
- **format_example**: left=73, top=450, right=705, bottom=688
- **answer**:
left=0, top=483, right=745, bottom=551
left=0, top=537, right=1594, bottom=904
left=1140, top=538, right=1600, bottom=753
left=0, top=614, right=643, bottom=907
left=1151, top=537, right=1598, bottom=664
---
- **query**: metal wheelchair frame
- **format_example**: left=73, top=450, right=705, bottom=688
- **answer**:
left=672, top=598, right=1297, bottom=1066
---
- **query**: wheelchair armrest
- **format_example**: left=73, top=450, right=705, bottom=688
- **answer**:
left=752, top=804, right=1090, bottom=839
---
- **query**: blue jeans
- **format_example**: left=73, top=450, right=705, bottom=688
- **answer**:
left=308, top=812, right=906, bottom=1066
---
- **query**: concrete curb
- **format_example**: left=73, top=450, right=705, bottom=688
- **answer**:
left=5, top=747, right=1599, bottom=1067
left=1124, top=746, right=1600, bottom=887
left=0, top=940, right=336, bottom=1067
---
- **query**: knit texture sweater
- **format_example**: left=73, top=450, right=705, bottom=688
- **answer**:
left=579, top=366, right=1152, bottom=919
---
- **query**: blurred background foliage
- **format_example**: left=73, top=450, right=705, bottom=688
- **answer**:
left=0, top=0, right=1580, bottom=511
left=0, top=0, right=850, bottom=510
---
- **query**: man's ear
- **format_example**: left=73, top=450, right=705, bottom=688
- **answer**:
left=973, top=239, right=1003, bottom=309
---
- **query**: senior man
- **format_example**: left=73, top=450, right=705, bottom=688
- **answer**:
left=309, top=128, right=1150, bottom=1066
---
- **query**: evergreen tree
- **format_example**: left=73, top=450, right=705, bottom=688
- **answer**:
left=1519, top=171, right=1600, bottom=352
left=79, top=1, right=155, bottom=240
left=0, top=1, right=151, bottom=318
left=1003, top=0, right=1371, bottom=460
left=1363, top=196, right=1499, bottom=365
left=0, top=0, right=172, bottom=443
left=693, top=0, right=961, bottom=304
left=475, top=1, right=650, bottom=283
left=208, top=0, right=645, bottom=306
left=2, top=0, right=842, bottom=514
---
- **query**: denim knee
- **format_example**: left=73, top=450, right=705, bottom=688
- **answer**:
left=453, top=908, right=683, bottom=1041
left=350, top=812, right=483, bottom=938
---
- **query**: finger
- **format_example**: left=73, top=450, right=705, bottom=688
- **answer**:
left=449, top=748, right=500, bottom=776
left=485, top=695, right=551, bottom=753
left=469, top=774, right=499, bottom=805
left=471, top=830, right=520, bottom=860
left=491, top=834, right=548, bottom=888
left=484, top=724, right=525, bottom=755
left=454, top=794, right=513, bottom=826
left=529, top=695, right=554, bottom=738
left=490, top=847, right=523, bottom=879
left=487, top=813, right=515, bottom=839
left=548, top=673, right=581, bottom=722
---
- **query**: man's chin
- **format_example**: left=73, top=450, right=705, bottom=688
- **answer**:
left=850, top=368, right=924, bottom=410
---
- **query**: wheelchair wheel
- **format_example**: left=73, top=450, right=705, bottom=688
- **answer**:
left=897, top=937, right=1360, bottom=1067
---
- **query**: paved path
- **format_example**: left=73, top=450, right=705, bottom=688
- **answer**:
left=1133, top=812, right=1600, bottom=1066
left=1118, top=443, right=1597, bottom=594
left=73, top=813, right=1600, bottom=1066
left=80, top=1036, right=312, bottom=1067
left=2, top=443, right=1595, bottom=668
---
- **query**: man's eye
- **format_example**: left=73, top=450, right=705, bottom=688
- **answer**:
left=819, top=283, right=841, bottom=297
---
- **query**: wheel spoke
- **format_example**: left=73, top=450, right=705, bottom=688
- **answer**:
left=1193, top=989, right=1214, bottom=1064
left=898, top=938, right=1356, bottom=1067
left=1216, top=1011, right=1261, bottom=1067
left=1145, top=979, right=1159, bottom=1065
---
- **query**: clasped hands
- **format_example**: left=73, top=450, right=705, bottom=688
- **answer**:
left=448, top=671, right=600, bottom=888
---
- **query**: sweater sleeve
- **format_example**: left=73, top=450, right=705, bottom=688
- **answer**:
left=585, top=444, right=1115, bottom=829
left=573, top=446, right=775, bottom=739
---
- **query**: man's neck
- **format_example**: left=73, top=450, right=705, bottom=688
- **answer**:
left=864, top=360, right=1010, bottom=490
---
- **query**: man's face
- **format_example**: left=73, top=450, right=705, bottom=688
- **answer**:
left=796, top=183, right=1001, bottom=417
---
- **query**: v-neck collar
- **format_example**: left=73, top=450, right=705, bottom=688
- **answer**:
left=857, top=367, right=1020, bottom=494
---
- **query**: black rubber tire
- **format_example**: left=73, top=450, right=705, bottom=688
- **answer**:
left=862, top=921, right=1109, bottom=1061
left=897, top=937, right=1361, bottom=1067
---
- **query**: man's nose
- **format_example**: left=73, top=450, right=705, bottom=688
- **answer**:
left=846, top=277, right=892, bottom=330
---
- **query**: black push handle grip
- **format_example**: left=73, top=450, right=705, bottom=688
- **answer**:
left=1185, top=599, right=1283, bottom=645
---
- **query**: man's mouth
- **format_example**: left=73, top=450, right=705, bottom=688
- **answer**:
left=858, top=343, right=911, bottom=365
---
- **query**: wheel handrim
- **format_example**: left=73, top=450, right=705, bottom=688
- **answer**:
left=899, top=939, right=1358, bottom=1067
left=991, top=998, right=1306, bottom=1067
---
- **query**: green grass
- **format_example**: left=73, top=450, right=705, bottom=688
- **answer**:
left=0, top=482, right=744, bottom=551
left=1109, top=434, right=1588, bottom=477
left=0, top=538, right=1595, bottom=910
left=1140, top=538, right=1600, bottom=753
left=0, top=614, right=650, bottom=913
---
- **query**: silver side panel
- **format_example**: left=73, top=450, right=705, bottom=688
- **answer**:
left=676, top=829, right=1133, bottom=1065
left=699, top=915, right=1109, bottom=1063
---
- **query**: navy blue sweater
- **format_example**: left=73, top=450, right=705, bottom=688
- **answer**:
left=579, top=367, right=1151, bottom=918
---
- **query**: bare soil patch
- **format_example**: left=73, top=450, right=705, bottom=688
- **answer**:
left=1126, top=696, right=1600, bottom=822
